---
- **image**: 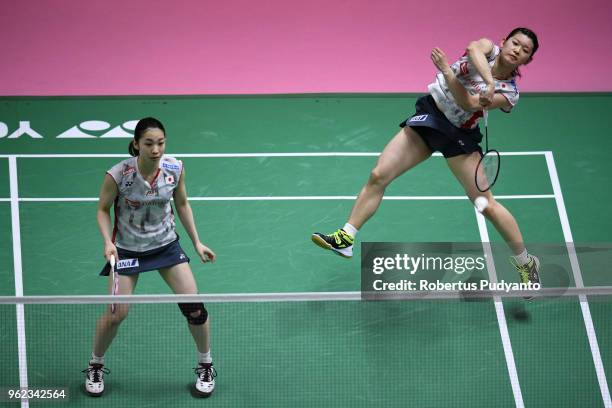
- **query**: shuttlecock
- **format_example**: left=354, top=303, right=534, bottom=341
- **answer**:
left=474, top=196, right=489, bottom=213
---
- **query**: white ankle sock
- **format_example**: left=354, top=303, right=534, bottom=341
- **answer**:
left=343, top=223, right=358, bottom=237
left=90, top=353, right=104, bottom=365
left=512, top=249, right=530, bottom=266
left=198, top=350, right=212, bottom=364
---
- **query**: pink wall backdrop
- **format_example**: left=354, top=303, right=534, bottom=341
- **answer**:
left=2, top=0, right=611, bottom=95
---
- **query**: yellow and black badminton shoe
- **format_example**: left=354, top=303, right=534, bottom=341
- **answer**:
left=311, top=229, right=354, bottom=258
left=511, top=255, right=541, bottom=299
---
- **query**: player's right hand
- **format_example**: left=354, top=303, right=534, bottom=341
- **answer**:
left=479, top=84, right=495, bottom=107
left=104, top=242, right=119, bottom=262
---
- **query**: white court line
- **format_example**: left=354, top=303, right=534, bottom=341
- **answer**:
left=475, top=209, right=524, bottom=408
left=15, top=195, right=555, bottom=202
left=545, top=152, right=612, bottom=407
left=9, top=157, right=29, bottom=408
left=3, top=286, right=609, bottom=304
left=0, top=151, right=550, bottom=159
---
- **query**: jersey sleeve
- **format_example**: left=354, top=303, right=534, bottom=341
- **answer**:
left=106, top=158, right=137, bottom=188
left=497, top=80, right=519, bottom=113
left=160, top=156, right=183, bottom=188
left=106, top=161, right=124, bottom=186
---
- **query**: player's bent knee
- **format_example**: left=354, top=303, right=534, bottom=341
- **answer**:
left=178, top=302, right=208, bottom=325
left=369, top=167, right=389, bottom=187
left=109, top=307, right=129, bottom=325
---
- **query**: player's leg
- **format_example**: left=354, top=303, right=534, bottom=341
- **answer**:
left=159, top=263, right=216, bottom=397
left=84, top=273, right=139, bottom=396
left=159, top=263, right=210, bottom=354
left=312, top=127, right=432, bottom=257
left=446, top=152, right=540, bottom=286
left=350, top=127, right=433, bottom=228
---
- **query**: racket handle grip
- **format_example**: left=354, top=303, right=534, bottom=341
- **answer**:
left=109, top=254, right=116, bottom=268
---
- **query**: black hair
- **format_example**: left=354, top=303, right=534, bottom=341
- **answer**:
left=129, top=117, right=166, bottom=156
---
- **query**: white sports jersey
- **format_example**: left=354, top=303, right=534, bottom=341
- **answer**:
left=428, top=45, right=520, bottom=129
left=107, top=155, right=183, bottom=252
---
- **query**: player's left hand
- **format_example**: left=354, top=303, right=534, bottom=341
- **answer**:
left=431, top=47, right=452, bottom=75
left=195, top=242, right=216, bottom=263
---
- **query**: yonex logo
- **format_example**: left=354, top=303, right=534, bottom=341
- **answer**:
left=410, top=115, right=428, bottom=122
left=0, top=120, right=138, bottom=139
left=116, top=258, right=139, bottom=269
left=162, top=162, right=180, bottom=171
left=179, top=253, right=186, bottom=260
left=0, top=121, right=43, bottom=139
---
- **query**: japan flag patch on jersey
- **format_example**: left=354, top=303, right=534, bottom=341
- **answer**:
left=165, top=174, right=175, bottom=185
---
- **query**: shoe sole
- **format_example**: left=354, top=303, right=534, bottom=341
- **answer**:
left=85, top=388, right=104, bottom=397
left=195, top=388, right=214, bottom=398
left=311, top=234, right=352, bottom=258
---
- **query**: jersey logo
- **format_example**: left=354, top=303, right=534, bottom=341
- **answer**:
left=145, top=189, right=158, bottom=197
left=162, top=162, right=180, bottom=171
left=125, top=198, right=142, bottom=209
left=116, top=258, right=139, bottom=269
left=165, top=175, right=175, bottom=184
left=122, top=165, right=136, bottom=176
left=410, top=115, right=428, bottom=122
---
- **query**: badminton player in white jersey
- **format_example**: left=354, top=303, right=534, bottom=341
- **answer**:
left=82, top=117, right=217, bottom=397
left=312, top=28, right=541, bottom=286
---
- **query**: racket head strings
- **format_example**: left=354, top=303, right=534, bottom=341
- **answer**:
left=475, top=149, right=500, bottom=192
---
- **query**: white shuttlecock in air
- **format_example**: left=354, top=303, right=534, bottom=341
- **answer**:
left=474, top=196, right=489, bottom=213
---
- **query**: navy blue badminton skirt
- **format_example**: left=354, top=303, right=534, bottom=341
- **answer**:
left=400, top=94, right=483, bottom=158
left=99, top=239, right=190, bottom=276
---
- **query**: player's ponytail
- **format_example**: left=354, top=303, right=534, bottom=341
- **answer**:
left=128, top=140, right=139, bottom=156
left=129, top=117, right=166, bottom=156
